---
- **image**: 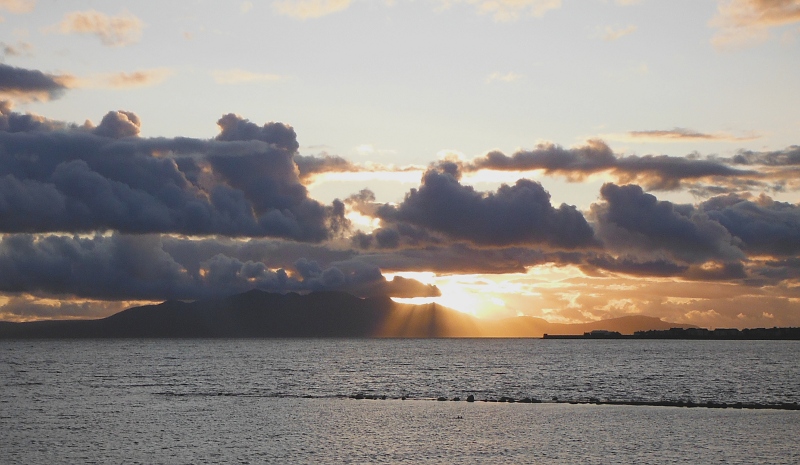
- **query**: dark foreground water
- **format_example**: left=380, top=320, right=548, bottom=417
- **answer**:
left=2, top=339, right=798, bottom=464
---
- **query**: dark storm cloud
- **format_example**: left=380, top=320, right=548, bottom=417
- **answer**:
left=215, top=113, right=298, bottom=151
left=160, top=236, right=356, bottom=274
left=0, top=101, right=79, bottom=132
left=0, top=233, right=438, bottom=302
left=352, top=224, right=443, bottom=250
left=728, top=145, right=800, bottom=166
left=591, top=183, right=745, bottom=263
left=756, top=257, right=800, bottom=283
left=467, top=139, right=616, bottom=175
left=0, top=63, right=72, bottom=101
left=700, top=193, right=800, bottom=256
left=583, top=255, right=689, bottom=277
left=580, top=253, right=752, bottom=283
left=376, top=164, right=597, bottom=249
left=296, top=257, right=440, bottom=298
left=0, top=109, right=346, bottom=241
left=683, top=262, right=748, bottom=281
left=464, top=139, right=757, bottom=190
left=684, top=177, right=776, bottom=198
left=294, top=153, right=360, bottom=181
left=586, top=184, right=800, bottom=281
left=354, top=245, right=584, bottom=274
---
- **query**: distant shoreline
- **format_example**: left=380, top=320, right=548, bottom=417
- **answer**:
left=1, top=290, right=797, bottom=339
left=543, top=327, right=800, bottom=340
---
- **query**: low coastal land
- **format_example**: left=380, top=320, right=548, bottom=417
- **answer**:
left=544, top=327, right=800, bottom=340
left=1, top=289, right=797, bottom=339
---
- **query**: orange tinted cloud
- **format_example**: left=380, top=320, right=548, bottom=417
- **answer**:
left=626, top=127, right=760, bottom=142
left=100, top=69, right=172, bottom=88
left=601, top=24, right=637, bottom=41
left=711, top=0, right=800, bottom=48
left=272, top=0, right=562, bottom=21
left=486, top=71, right=523, bottom=83
left=65, top=69, right=173, bottom=89
left=211, top=69, right=285, bottom=84
left=0, top=0, right=35, bottom=14
left=463, top=0, right=562, bottom=21
left=272, top=0, right=352, bottom=19
left=55, top=9, right=144, bottom=47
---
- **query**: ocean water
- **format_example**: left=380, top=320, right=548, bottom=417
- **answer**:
left=1, top=339, right=798, bottom=464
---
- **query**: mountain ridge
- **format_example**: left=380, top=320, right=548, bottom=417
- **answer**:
left=0, top=290, right=695, bottom=338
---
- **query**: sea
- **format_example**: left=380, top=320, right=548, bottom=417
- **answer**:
left=1, top=339, right=798, bottom=464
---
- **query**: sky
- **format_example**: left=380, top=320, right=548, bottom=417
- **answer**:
left=1, top=0, right=799, bottom=328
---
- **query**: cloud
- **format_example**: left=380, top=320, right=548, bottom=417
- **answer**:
left=0, top=40, right=33, bottom=57
left=683, top=261, right=748, bottom=281
left=728, top=145, right=800, bottom=166
left=0, top=101, right=79, bottom=132
left=215, top=112, right=299, bottom=150
left=211, top=69, right=285, bottom=84
left=0, top=63, right=73, bottom=102
left=464, top=139, right=756, bottom=190
left=711, top=0, right=800, bottom=48
left=54, top=10, right=144, bottom=47
left=626, top=127, right=759, bottom=142
left=486, top=71, right=523, bottom=83
left=294, top=153, right=361, bottom=181
left=0, top=295, right=142, bottom=321
left=375, top=163, right=598, bottom=249
left=713, top=146, right=800, bottom=192
left=3, top=104, right=800, bottom=325
left=0, top=0, right=34, bottom=14
left=0, top=109, right=347, bottom=241
left=294, top=257, right=441, bottom=298
left=584, top=255, right=689, bottom=277
left=354, top=244, right=583, bottom=274
left=588, top=184, right=800, bottom=264
left=601, top=24, right=637, bottom=41
left=454, top=0, right=562, bottom=21
left=3, top=65, right=171, bottom=92
left=683, top=177, right=776, bottom=198
left=159, top=235, right=357, bottom=273
left=467, top=139, right=617, bottom=175
left=0, top=233, right=438, bottom=309
left=97, top=68, right=173, bottom=88
left=700, top=193, right=800, bottom=256
left=272, top=0, right=352, bottom=19
left=91, top=110, right=141, bottom=138
left=591, top=183, right=746, bottom=264
left=272, top=0, right=561, bottom=20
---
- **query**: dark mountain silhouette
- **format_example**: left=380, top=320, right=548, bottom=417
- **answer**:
left=0, top=290, right=694, bottom=338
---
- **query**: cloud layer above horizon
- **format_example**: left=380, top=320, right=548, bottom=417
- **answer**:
left=1, top=0, right=799, bottom=328
left=1, top=76, right=800, bottom=327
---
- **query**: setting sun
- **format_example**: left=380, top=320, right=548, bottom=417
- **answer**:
left=389, top=272, right=514, bottom=318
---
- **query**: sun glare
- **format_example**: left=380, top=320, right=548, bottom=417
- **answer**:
left=387, top=265, right=591, bottom=320
left=388, top=272, right=506, bottom=317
